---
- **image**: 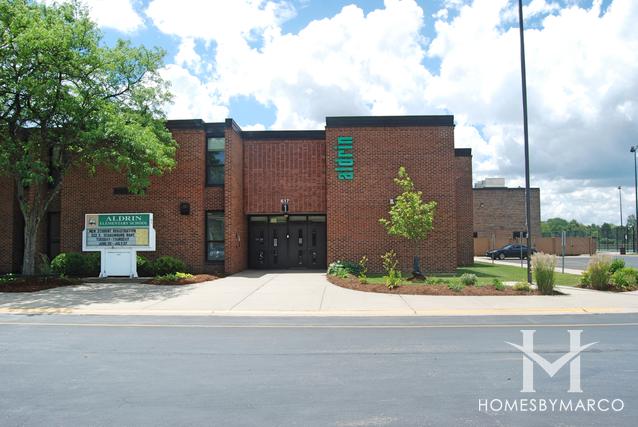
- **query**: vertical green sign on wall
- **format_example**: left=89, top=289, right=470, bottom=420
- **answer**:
left=335, top=136, right=354, bottom=180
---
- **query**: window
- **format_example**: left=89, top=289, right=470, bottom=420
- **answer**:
left=206, top=211, right=224, bottom=262
left=206, top=137, right=225, bottom=185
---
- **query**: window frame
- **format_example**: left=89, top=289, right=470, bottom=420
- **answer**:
left=205, top=136, right=225, bottom=187
left=205, top=210, right=225, bottom=263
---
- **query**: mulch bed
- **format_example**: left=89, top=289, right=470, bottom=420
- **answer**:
left=144, top=274, right=219, bottom=286
left=327, top=275, right=560, bottom=296
left=0, top=276, right=81, bottom=293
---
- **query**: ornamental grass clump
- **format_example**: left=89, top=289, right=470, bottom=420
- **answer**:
left=585, top=254, right=612, bottom=291
left=531, top=253, right=556, bottom=295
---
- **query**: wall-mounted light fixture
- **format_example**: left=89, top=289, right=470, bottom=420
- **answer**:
left=179, top=202, right=190, bottom=215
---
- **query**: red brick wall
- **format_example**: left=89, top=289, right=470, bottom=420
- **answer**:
left=326, top=126, right=458, bottom=274
left=244, top=139, right=326, bottom=214
left=59, top=128, right=222, bottom=273
left=473, top=188, right=541, bottom=241
left=224, top=124, right=247, bottom=274
left=455, top=154, right=474, bottom=266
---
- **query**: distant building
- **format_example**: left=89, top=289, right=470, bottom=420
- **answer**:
left=473, top=178, right=541, bottom=240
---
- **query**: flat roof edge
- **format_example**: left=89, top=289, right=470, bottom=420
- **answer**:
left=242, top=130, right=326, bottom=140
left=455, top=148, right=472, bottom=157
left=325, top=115, right=454, bottom=128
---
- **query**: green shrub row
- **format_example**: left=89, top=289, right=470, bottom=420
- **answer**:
left=580, top=255, right=637, bottom=291
left=50, top=253, right=188, bottom=277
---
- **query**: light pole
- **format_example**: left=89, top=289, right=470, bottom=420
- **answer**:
left=630, top=146, right=638, bottom=252
left=619, top=185, right=625, bottom=254
left=517, top=0, right=533, bottom=284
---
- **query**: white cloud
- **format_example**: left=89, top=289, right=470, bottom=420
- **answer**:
left=174, top=38, right=203, bottom=74
left=159, top=64, right=228, bottom=122
left=41, top=0, right=144, bottom=32
left=145, top=0, right=294, bottom=42
left=213, top=0, right=433, bottom=128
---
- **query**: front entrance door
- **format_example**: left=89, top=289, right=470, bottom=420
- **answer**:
left=248, top=215, right=326, bottom=269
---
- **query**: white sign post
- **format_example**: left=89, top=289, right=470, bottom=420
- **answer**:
left=82, top=213, right=156, bottom=278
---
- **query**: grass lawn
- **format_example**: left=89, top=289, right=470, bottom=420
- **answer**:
left=364, top=262, right=581, bottom=287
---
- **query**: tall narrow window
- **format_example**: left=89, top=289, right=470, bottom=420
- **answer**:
left=206, top=137, right=225, bottom=185
left=206, top=211, right=224, bottom=262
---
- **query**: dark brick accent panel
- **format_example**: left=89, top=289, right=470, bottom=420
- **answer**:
left=326, top=126, right=459, bottom=274
left=244, top=139, right=326, bottom=214
left=455, top=155, right=474, bottom=266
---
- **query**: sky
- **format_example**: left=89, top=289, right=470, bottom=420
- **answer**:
left=55, top=0, right=637, bottom=226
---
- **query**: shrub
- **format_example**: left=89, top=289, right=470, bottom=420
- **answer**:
left=513, top=282, right=531, bottom=292
left=327, top=260, right=360, bottom=277
left=137, top=255, right=154, bottom=276
left=492, top=278, right=505, bottom=291
left=381, top=250, right=402, bottom=289
left=152, top=256, right=188, bottom=276
left=155, top=272, right=194, bottom=282
left=327, top=261, right=349, bottom=278
left=460, top=273, right=477, bottom=286
left=448, top=282, right=465, bottom=292
left=610, top=267, right=638, bottom=290
left=51, top=252, right=100, bottom=277
left=585, top=254, right=612, bottom=291
left=358, top=256, right=368, bottom=284
left=531, top=252, right=556, bottom=295
left=609, top=258, right=626, bottom=274
left=579, top=270, right=591, bottom=287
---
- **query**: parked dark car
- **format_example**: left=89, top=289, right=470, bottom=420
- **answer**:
left=486, top=244, right=536, bottom=260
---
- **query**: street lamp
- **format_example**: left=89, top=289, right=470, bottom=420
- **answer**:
left=630, top=146, right=638, bottom=252
left=619, top=185, right=625, bottom=254
left=517, top=0, right=533, bottom=284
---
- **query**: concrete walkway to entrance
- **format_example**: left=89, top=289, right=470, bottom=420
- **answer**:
left=2, top=270, right=638, bottom=316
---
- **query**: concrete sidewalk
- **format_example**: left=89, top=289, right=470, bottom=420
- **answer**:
left=2, top=270, right=638, bottom=316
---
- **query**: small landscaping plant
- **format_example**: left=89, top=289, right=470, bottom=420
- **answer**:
left=447, top=282, right=465, bottom=292
left=152, top=256, right=188, bottom=276
left=357, top=256, right=368, bottom=284
left=584, top=254, right=612, bottom=291
left=459, top=273, right=477, bottom=286
left=492, top=278, right=506, bottom=291
left=327, top=260, right=360, bottom=277
left=513, top=282, right=531, bottom=292
left=154, top=272, right=194, bottom=282
left=137, top=255, right=154, bottom=276
left=381, top=250, right=402, bottom=289
left=610, top=267, right=638, bottom=291
left=532, top=252, right=556, bottom=295
left=609, top=258, right=626, bottom=274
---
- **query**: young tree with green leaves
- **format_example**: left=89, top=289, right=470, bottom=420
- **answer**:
left=379, top=166, right=436, bottom=279
left=0, top=0, right=176, bottom=275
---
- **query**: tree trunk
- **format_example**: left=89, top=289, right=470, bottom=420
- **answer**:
left=21, top=212, right=41, bottom=276
left=410, top=240, right=425, bottom=281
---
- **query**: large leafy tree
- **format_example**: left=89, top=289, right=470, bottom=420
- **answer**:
left=0, top=0, right=176, bottom=275
left=379, top=166, right=436, bottom=279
